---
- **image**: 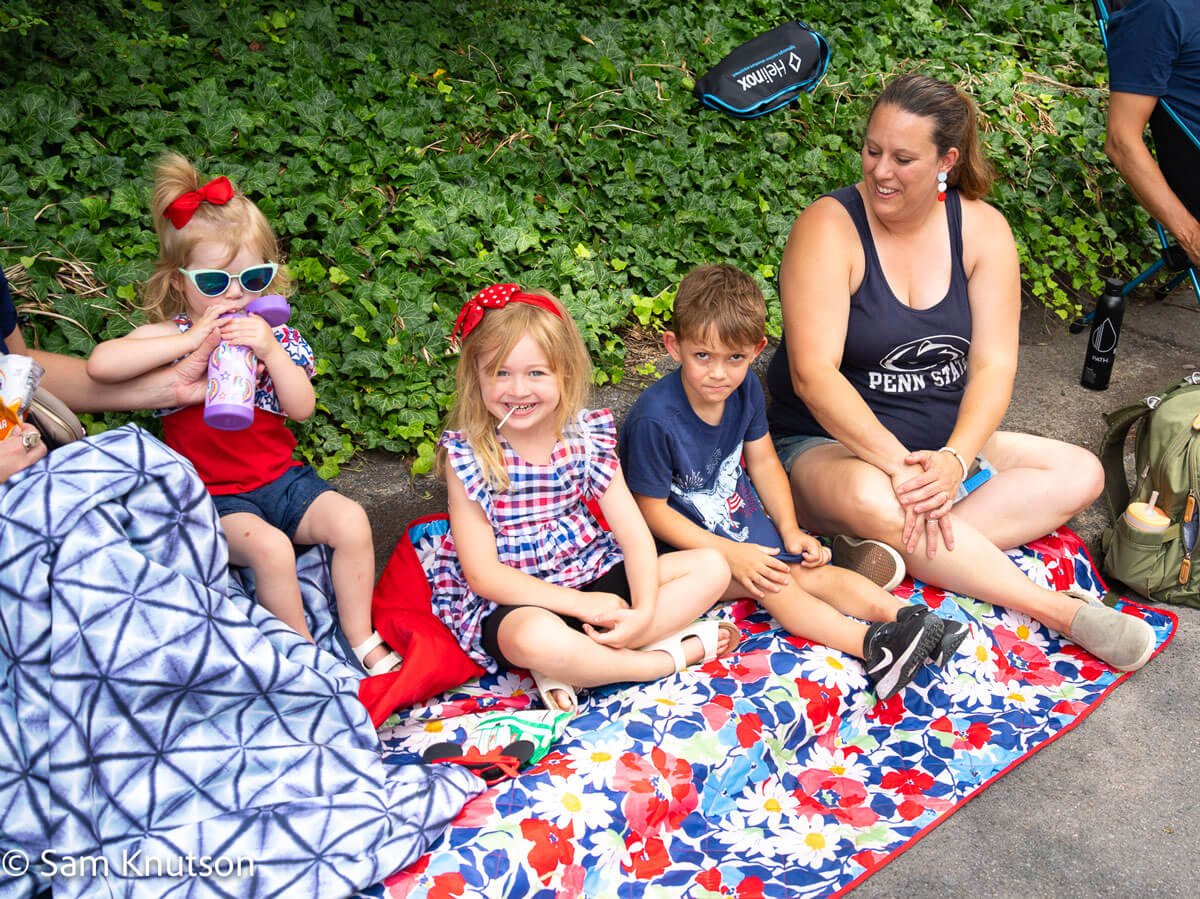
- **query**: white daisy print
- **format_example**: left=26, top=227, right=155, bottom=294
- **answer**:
left=562, top=738, right=627, bottom=790
left=803, top=744, right=871, bottom=783
left=955, top=630, right=1001, bottom=679
left=798, top=645, right=867, bottom=693
left=735, top=776, right=802, bottom=827
left=776, top=818, right=844, bottom=866
left=528, top=774, right=618, bottom=832
left=942, top=671, right=998, bottom=708
left=713, top=811, right=772, bottom=856
left=996, top=608, right=1051, bottom=651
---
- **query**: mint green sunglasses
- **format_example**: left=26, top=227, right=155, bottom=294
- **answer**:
left=178, top=263, right=278, bottom=297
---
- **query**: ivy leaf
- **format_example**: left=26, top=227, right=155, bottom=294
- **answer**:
left=110, top=185, right=143, bottom=217
left=30, top=156, right=67, bottom=190
left=290, top=257, right=327, bottom=283
left=410, top=439, right=437, bottom=476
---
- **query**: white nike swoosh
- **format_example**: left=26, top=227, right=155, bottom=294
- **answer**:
left=875, top=641, right=922, bottom=699
left=867, top=646, right=893, bottom=674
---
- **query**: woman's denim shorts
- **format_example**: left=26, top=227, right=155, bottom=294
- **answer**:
left=772, top=432, right=838, bottom=475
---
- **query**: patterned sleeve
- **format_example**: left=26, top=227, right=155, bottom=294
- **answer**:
left=440, top=430, right=492, bottom=511
left=577, top=408, right=620, bottom=498
left=274, top=326, right=316, bottom=378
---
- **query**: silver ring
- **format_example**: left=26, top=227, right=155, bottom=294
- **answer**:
left=21, top=430, right=41, bottom=450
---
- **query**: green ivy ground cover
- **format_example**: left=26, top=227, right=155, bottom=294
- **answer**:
left=0, top=1, right=1147, bottom=475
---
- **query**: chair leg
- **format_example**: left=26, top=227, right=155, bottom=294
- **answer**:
left=1124, top=258, right=1165, bottom=295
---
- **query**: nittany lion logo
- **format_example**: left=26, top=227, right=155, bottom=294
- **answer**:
left=879, top=335, right=969, bottom=372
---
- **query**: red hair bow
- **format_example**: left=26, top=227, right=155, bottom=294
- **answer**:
left=451, top=283, right=562, bottom=345
left=163, top=176, right=235, bottom=229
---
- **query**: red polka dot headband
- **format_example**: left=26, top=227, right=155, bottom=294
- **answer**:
left=451, top=283, right=563, bottom=345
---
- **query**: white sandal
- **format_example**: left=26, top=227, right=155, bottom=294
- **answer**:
left=352, top=631, right=403, bottom=676
left=640, top=619, right=741, bottom=674
left=529, top=670, right=579, bottom=715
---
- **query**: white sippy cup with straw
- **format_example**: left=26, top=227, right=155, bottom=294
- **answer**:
left=1124, top=491, right=1170, bottom=534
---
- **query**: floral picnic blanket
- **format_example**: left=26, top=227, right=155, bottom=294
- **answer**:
left=373, top=530, right=1176, bottom=899
left=0, top=426, right=483, bottom=899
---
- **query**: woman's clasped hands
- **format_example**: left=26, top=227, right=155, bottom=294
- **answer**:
left=893, top=448, right=965, bottom=558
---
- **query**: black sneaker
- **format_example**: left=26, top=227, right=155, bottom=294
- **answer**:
left=897, top=604, right=970, bottom=667
left=863, top=613, right=944, bottom=700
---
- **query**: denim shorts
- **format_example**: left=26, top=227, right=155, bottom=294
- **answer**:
left=212, top=464, right=334, bottom=540
left=772, top=432, right=839, bottom=475
left=773, top=433, right=996, bottom=502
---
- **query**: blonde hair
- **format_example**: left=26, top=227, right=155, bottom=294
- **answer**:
left=142, top=153, right=290, bottom=322
left=672, top=264, right=766, bottom=347
left=870, top=73, right=995, bottom=200
left=438, top=289, right=591, bottom=492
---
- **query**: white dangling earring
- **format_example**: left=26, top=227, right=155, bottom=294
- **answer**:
left=937, top=171, right=948, bottom=203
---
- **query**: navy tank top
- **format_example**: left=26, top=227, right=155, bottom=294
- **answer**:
left=767, top=185, right=972, bottom=452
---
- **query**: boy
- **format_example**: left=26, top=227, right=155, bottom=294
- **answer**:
left=619, top=265, right=966, bottom=699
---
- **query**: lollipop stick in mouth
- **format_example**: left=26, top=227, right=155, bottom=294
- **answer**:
left=496, top=406, right=517, bottom=431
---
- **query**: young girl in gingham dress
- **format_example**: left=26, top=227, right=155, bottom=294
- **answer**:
left=429, top=283, right=740, bottom=713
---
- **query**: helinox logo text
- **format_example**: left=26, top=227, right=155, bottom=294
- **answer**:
left=732, top=45, right=805, bottom=92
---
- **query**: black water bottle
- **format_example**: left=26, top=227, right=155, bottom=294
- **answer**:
left=1080, top=277, right=1125, bottom=391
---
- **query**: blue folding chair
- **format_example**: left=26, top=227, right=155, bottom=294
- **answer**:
left=1096, top=0, right=1200, bottom=303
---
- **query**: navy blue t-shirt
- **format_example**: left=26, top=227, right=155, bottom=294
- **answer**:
left=1108, top=0, right=1200, bottom=136
left=1, top=269, right=17, bottom=354
left=619, top=369, right=783, bottom=549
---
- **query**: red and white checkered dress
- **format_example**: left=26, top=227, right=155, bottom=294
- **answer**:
left=429, top=408, right=623, bottom=670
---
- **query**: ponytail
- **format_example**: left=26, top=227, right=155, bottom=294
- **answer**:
left=150, top=153, right=202, bottom=240
left=948, top=91, right=993, bottom=200
left=871, top=73, right=995, bottom=200
left=142, top=153, right=203, bottom=321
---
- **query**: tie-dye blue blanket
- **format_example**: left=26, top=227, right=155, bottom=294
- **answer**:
left=0, top=425, right=483, bottom=899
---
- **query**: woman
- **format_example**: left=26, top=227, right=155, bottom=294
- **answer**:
left=0, top=267, right=216, bottom=481
left=1, top=271, right=48, bottom=479
left=765, top=73, right=1155, bottom=671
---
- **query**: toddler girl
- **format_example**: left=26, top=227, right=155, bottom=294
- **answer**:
left=87, top=154, right=400, bottom=676
left=428, top=283, right=738, bottom=713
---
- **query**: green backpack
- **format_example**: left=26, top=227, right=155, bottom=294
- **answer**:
left=1099, top=373, right=1200, bottom=607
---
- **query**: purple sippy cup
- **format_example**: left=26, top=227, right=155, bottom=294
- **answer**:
left=203, top=294, right=291, bottom=430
